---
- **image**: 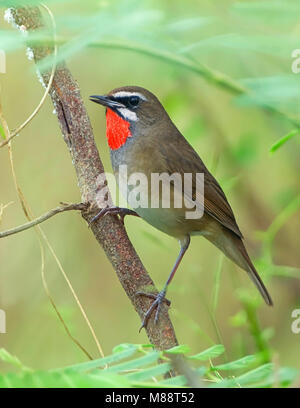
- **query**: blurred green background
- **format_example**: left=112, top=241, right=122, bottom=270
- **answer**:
left=0, top=0, right=300, bottom=378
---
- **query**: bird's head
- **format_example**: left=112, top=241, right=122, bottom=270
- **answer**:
left=90, top=86, right=168, bottom=150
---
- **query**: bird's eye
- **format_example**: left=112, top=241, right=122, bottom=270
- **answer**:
left=128, top=95, right=140, bottom=108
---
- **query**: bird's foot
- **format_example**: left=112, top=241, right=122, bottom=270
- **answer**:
left=88, top=206, right=139, bottom=227
left=137, top=289, right=171, bottom=331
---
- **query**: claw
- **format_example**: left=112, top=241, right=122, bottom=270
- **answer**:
left=88, top=207, right=110, bottom=227
left=136, top=291, right=171, bottom=306
left=137, top=289, right=170, bottom=331
left=88, top=206, right=139, bottom=228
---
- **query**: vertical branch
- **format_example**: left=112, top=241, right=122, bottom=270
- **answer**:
left=11, top=6, right=178, bottom=351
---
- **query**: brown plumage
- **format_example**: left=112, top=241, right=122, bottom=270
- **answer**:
left=90, top=86, right=273, bottom=329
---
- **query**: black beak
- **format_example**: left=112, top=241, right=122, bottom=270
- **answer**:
left=89, top=95, right=125, bottom=109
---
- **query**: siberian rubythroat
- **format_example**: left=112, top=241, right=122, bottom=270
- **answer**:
left=90, top=86, right=273, bottom=329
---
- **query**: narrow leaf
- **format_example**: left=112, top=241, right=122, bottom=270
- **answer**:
left=0, top=124, right=6, bottom=140
left=212, top=363, right=273, bottom=388
left=62, top=344, right=138, bottom=372
left=0, top=349, right=28, bottom=370
left=0, top=371, right=130, bottom=388
left=270, top=130, right=298, bottom=153
left=189, top=345, right=225, bottom=361
left=160, top=367, right=206, bottom=386
left=127, top=363, right=171, bottom=381
left=166, top=345, right=190, bottom=355
left=104, top=351, right=160, bottom=373
left=213, top=355, right=257, bottom=371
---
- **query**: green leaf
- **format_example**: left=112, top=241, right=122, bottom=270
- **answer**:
left=104, top=351, right=160, bottom=373
left=213, top=355, right=257, bottom=371
left=0, top=124, right=6, bottom=140
left=236, top=76, right=300, bottom=111
left=0, top=343, right=297, bottom=388
left=166, top=345, right=190, bottom=354
left=270, top=130, right=298, bottom=153
left=160, top=367, right=206, bottom=386
left=127, top=362, right=171, bottom=381
left=180, top=34, right=299, bottom=58
left=189, top=345, right=225, bottom=361
left=0, top=349, right=29, bottom=371
left=36, top=7, right=165, bottom=73
left=137, top=344, right=155, bottom=351
left=0, top=370, right=130, bottom=388
left=258, top=367, right=299, bottom=388
left=131, top=380, right=181, bottom=388
left=212, top=363, right=273, bottom=388
left=112, top=343, right=137, bottom=353
left=63, top=344, right=138, bottom=372
left=236, top=363, right=280, bottom=386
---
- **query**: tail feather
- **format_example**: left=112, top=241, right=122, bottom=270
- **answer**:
left=246, top=263, right=273, bottom=306
left=237, top=240, right=273, bottom=306
left=207, top=228, right=273, bottom=306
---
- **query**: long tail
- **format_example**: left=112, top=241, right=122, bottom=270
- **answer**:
left=208, top=229, right=273, bottom=306
left=237, top=239, right=273, bottom=306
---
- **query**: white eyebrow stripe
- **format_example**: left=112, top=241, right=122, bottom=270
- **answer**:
left=117, top=107, right=138, bottom=122
left=112, top=91, right=147, bottom=101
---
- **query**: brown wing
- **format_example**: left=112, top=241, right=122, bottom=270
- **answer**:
left=158, top=131, right=243, bottom=238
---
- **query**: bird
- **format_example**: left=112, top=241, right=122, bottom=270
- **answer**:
left=89, top=86, right=273, bottom=329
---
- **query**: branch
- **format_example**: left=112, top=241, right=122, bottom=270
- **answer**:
left=0, top=202, right=86, bottom=238
left=10, top=6, right=178, bottom=351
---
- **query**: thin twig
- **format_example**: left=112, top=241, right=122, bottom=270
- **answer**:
left=37, top=217, right=105, bottom=360
left=0, top=100, right=100, bottom=360
left=0, top=64, right=105, bottom=362
left=0, top=202, right=86, bottom=238
left=36, top=214, right=93, bottom=361
left=1, top=5, right=106, bottom=359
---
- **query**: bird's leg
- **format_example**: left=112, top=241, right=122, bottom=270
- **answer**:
left=88, top=206, right=140, bottom=227
left=137, top=235, right=190, bottom=331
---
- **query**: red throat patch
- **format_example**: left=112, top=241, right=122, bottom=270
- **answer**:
left=106, top=108, right=132, bottom=150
